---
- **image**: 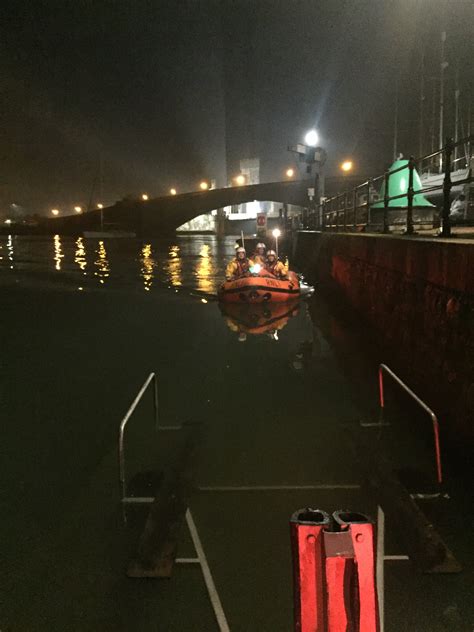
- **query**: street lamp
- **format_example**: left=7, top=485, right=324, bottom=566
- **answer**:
left=4, top=219, right=12, bottom=225
left=304, top=129, right=319, bottom=147
left=234, top=174, right=246, bottom=186
left=286, top=168, right=295, bottom=178
left=340, top=160, right=353, bottom=173
left=141, top=193, right=149, bottom=201
left=170, top=188, right=177, bottom=195
left=199, top=181, right=209, bottom=191
left=74, top=206, right=82, bottom=213
left=272, top=227, right=281, bottom=257
left=97, top=203, right=104, bottom=209
left=51, top=209, right=59, bottom=216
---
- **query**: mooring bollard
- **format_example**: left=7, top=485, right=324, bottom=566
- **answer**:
left=290, top=508, right=379, bottom=632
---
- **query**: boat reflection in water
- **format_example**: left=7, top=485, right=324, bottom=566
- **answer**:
left=219, top=300, right=299, bottom=342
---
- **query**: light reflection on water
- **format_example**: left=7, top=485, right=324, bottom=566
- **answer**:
left=53, top=235, right=64, bottom=271
left=7, top=235, right=14, bottom=269
left=94, top=240, right=110, bottom=284
left=75, top=237, right=87, bottom=273
left=196, top=243, right=213, bottom=293
left=140, top=243, right=154, bottom=291
left=165, top=244, right=183, bottom=287
left=0, top=235, right=235, bottom=293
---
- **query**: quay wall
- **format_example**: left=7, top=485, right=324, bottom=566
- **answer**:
left=295, top=231, right=474, bottom=450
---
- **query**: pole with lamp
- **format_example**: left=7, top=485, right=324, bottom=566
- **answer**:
left=272, top=228, right=281, bottom=258
left=287, top=129, right=327, bottom=228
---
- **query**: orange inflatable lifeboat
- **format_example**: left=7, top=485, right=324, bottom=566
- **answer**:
left=218, top=269, right=302, bottom=303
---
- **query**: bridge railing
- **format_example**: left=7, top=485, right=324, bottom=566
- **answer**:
left=311, top=135, right=473, bottom=237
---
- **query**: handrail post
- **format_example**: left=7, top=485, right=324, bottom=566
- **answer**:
left=406, top=157, right=415, bottom=235
left=153, top=373, right=159, bottom=430
left=383, top=171, right=390, bottom=234
left=441, top=137, right=454, bottom=238
left=118, top=372, right=157, bottom=500
left=343, top=191, right=348, bottom=230
left=378, top=364, right=442, bottom=484
left=352, top=188, right=357, bottom=229
left=366, top=179, right=371, bottom=229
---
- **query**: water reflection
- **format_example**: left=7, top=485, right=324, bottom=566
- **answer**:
left=75, top=237, right=87, bottom=273
left=53, top=234, right=64, bottom=271
left=94, top=240, right=110, bottom=284
left=219, top=301, right=299, bottom=341
left=196, top=243, right=213, bottom=293
left=140, top=243, right=154, bottom=291
left=166, top=244, right=182, bottom=287
left=7, top=235, right=14, bottom=269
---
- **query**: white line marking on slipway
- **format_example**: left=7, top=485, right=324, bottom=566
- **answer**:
left=384, top=555, right=409, bottom=561
left=186, top=509, right=230, bottom=632
left=198, top=484, right=360, bottom=491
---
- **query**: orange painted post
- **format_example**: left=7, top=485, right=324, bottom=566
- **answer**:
left=291, top=509, right=379, bottom=632
left=290, top=509, right=330, bottom=632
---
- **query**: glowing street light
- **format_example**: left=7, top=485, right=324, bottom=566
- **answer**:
left=141, top=193, right=149, bottom=201
left=97, top=203, right=104, bottom=209
left=4, top=219, right=12, bottom=225
left=272, top=227, right=281, bottom=257
left=170, top=188, right=177, bottom=195
left=234, top=174, right=246, bottom=186
left=304, top=129, right=319, bottom=147
left=74, top=206, right=82, bottom=213
left=199, top=181, right=209, bottom=191
left=286, top=168, right=295, bottom=178
left=341, top=160, right=353, bottom=173
left=51, top=209, right=59, bottom=216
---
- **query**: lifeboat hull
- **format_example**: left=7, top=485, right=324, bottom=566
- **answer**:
left=218, top=271, right=301, bottom=303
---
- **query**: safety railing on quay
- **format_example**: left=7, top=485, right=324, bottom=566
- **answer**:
left=312, top=135, right=473, bottom=237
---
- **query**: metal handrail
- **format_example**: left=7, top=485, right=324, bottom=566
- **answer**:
left=119, top=372, right=159, bottom=498
left=378, top=364, right=442, bottom=484
left=315, top=135, right=473, bottom=234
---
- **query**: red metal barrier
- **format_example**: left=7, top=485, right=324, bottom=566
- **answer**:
left=290, top=509, right=379, bottom=632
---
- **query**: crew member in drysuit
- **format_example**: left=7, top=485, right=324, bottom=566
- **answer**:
left=226, top=246, right=251, bottom=280
left=265, top=249, right=288, bottom=279
left=251, top=242, right=266, bottom=266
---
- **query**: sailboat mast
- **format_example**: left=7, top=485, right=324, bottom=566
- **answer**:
left=439, top=31, right=447, bottom=172
left=419, top=47, right=425, bottom=158
left=454, top=64, right=460, bottom=164
left=393, top=78, right=399, bottom=161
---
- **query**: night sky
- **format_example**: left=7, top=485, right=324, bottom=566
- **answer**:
left=1, top=0, right=473, bottom=215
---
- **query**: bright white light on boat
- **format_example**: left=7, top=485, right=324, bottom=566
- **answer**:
left=272, top=228, right=281, bottom=238
left=250, top=263, right=261, bottom=274
left=201, top=298, right=208, bottom=304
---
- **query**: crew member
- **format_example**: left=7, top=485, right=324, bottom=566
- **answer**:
left=226, top=247, right=251, bottom=280
left=251, top=242, right=266, bottom=266
left=265, top=250, right=288, bottom=278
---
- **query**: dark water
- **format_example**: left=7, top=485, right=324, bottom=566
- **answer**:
left=0, top=235, right=472, bottom=631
